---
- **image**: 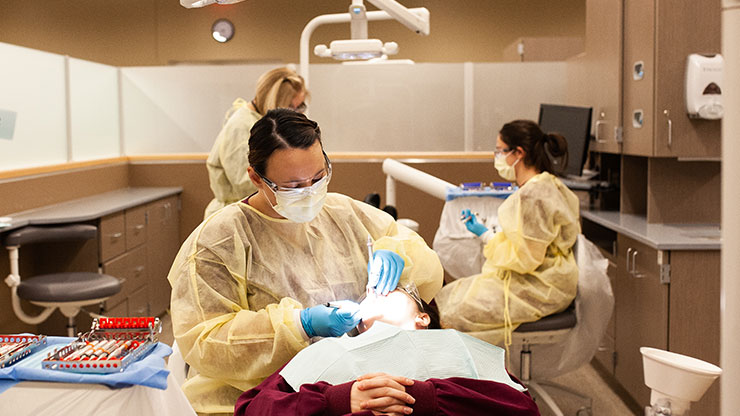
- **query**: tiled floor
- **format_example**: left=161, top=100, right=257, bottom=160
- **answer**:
left=159, top=312, right=637, bottom=415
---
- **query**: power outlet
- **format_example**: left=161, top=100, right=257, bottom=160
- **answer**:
left=0, top=109, right=18, bottom=140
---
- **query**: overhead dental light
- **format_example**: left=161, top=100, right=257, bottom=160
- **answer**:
left=299, top=0, right=430, bottom=87
left=311, top=0, right=428, bottom=62
left=314, top=39, right=399, bottom=61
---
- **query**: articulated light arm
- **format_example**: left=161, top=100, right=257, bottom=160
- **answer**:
left=299, top=7, right=429, bottom=87
left=367, top=0, right=430, bottom=35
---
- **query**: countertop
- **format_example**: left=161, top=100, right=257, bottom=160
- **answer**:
left=0, top=187, right=182, bottom=233
left=581, top=210, right=721, bottom=251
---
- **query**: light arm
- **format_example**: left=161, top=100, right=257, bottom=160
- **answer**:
left=367, top=0, right=430, bottom=35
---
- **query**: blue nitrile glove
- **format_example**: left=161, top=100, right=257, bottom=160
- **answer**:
left=300, top=301, right=361, bottom=338
left=461, top=209, right=487, bottom=237
left=367, top=249, right=405, bottom=296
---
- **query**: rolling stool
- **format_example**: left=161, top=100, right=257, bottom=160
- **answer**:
left=512, top=302, right=592, bottom=416
left=3, top=224, right=122, bottom=336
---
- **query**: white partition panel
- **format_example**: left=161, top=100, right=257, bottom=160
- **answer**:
left=69, top=58, right=120, bottom=161
left=0, top=42, right=67, bottom=169
left=121, top=64, right=278, bottom=154
left=472, top=62, right=568, bottom=150
left=309, top=63, right=465, bottom=152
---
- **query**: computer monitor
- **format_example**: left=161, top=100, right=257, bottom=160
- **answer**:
left=537, top=104, right=593, bottom=178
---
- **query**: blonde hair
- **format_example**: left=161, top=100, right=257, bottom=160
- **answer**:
left=252, top=68, right=308, bottom=114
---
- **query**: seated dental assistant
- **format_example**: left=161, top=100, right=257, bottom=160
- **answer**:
left=168, top=108, right=444, bottom=415
left=435, top=119, right=580, bottom=347
left=235, top=288, right=539, bottom=416
left=204, top=67, right=309, bottom=219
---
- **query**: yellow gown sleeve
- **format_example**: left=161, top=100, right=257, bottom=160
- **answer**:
left=482, top=190, right=554, bottom=275
left=352, top=200, right=444, bottom=303
left=168, top=220, right=308, bottom=389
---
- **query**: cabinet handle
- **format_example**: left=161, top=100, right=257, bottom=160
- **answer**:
left=663, top=110, right=672, bottom=148
left=626, top=247, right=633, bottom=270
left=134, top=266, right=145, bottom=275
left=134, top=224, right=145, bottom=230
left=595, top=119, right=607, bottom=143
left=631, top=250, right=645, bottom=278
left=110, top=232, right=123, bottom=240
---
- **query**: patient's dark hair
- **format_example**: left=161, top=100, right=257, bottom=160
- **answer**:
left=421, top=299, right=441, bottom=330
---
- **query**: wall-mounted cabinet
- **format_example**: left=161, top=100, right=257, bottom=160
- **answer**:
left=622, top=0, right=721, bottom=158
left=581, top=0, right=624, bottom=154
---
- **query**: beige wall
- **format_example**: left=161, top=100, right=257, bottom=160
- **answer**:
left=0, top=0, right=585, bottom=66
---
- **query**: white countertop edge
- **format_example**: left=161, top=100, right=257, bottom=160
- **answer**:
left=581, top=210, right=721, bottom=251
left=0, top=187, right=183, bottom=233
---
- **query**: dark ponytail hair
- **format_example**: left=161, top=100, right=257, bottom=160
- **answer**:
left=499, top=119, right=568, bottom=174
left=248, top=108, right=322, bottom=175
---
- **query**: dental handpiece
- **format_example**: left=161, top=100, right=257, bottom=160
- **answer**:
left=460, top=212, right=480, bottom=221
left=366, top=235, right=375, bottom=290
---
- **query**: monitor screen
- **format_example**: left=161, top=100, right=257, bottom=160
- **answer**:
left=537, top=104, right=593, bottom=178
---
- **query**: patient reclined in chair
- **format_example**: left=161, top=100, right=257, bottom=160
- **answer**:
left=235, top=289, right=540, bottom=416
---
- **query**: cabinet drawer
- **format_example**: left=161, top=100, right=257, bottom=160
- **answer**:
left=103, top=245, right=148, bottom=307
left=106, top=298, right=128, bottom=317
left=100, top=212, right=126, bottom=262
left=125, top=205, right=147, bottom=250
left=129, top=285, right=150, bottom=317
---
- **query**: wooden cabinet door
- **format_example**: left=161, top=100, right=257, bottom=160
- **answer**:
left=621, top=0, right=656, bottom=156
left=146, top=196, right=180, bottom=316
left=583, top=0, right=624, bottom=154
left=654, top=0, right=721, bottom=158
left=614, top=234, right=667, bottom=406
left=669, top=250, right=721, bottom=416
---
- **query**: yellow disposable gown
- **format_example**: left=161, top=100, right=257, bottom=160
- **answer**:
left=168, top=193, right=443, bottom=414
left=435, top=172, right=580, bottom=346
left=204, top=98, right=262, bottom=219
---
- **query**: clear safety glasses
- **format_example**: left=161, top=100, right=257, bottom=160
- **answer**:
left=493, top=148, right=513, bottom=157
left=257, top=152, right=332, bottom=194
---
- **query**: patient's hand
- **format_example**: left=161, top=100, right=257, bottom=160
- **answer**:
left=351, top=372, right=415, bottom=415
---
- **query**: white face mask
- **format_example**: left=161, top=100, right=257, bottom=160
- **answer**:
left=494, top=152, right=520, bottom=181
left=268, top=174, right=330, bottom=223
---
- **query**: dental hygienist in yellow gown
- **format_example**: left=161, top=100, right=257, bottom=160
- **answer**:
left=436, top=119, right=580, bottom=347
left=169, top=108, right=443, bottom=415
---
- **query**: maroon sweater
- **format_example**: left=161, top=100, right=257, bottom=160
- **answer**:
left=235, top=366, right=540, bottom=416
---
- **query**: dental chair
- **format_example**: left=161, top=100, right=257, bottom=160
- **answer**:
left=510, top=235, right=612, bottom=416
left=3, top=224, right=122, bottom=336
left=513, top=301, right=592, bottom=416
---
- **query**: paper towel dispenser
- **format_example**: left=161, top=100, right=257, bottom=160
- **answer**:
left=685, top=53, right=723, bottom=119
